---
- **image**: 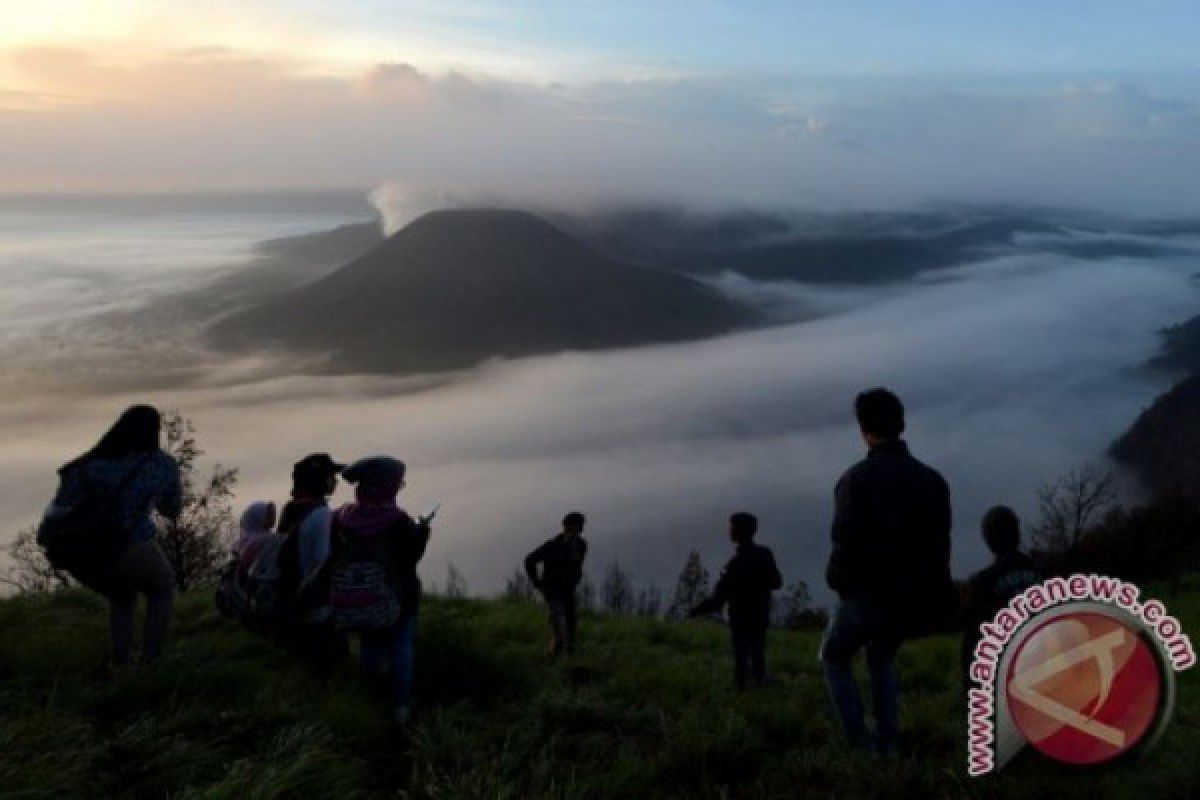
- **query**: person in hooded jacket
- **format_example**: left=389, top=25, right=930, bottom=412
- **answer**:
left=235, top=501, right=277, bottom=568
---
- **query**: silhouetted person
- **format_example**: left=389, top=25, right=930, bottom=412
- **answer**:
left=235, top=501, right=277, bottom=566
left=960, top=506, right=1041, bottom=684
left=821, top=388, right=952, bottom=755
left=328, top=456, right=431, bottom=726
left=690, top=512, right=783, bottom=688
left=43, top=405, right=182, bottom=667
left=525, top=512, right=588, bottom=657
left=277, top=453, right=346, bottom=676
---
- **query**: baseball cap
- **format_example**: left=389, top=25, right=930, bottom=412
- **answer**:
left=292, top=453, right=346, bottom=478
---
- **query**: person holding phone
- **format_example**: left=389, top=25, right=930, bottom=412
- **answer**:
left=327, top=456, right=431, bottom=726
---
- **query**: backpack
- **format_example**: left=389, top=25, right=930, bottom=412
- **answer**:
left=37, top=455, right=150, bottom=581
left=273, top=501, right=325, bottom=623
left=328, top=513, right=403, bottom=631
left=215, top=536, right=286, bottom=630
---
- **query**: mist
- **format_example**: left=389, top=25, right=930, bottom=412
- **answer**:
left=2, top=217, right=1196, bottom=599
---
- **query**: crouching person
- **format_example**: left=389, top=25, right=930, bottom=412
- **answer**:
left=328, top=456, right=430, bottom=726
left=690, top=513, right=783, bottom=688
left=524, top=512, right=588, bottom=658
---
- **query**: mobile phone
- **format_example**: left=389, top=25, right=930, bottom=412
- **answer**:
left=420, top=503, right=441, bottom=526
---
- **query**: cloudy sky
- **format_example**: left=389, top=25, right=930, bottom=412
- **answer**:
left=3, top=1, right=1199, bottom=212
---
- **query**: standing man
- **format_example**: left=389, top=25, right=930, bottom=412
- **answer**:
left=524, top=512, right=588, bottom=657
left=821, top=388, right=953, bottom=755
left=689, top=512, right=784, bottom=689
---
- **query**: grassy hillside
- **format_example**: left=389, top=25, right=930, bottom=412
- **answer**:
left=1, top=578, right=1198, bottom=799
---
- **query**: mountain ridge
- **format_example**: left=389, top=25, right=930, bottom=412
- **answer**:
left=208, top=209, right=759, bottom=374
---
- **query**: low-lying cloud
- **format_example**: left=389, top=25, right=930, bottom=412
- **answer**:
left=3, top=235, right=1197, bottom=598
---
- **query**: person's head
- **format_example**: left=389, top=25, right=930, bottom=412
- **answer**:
left=981, top=505, right=1021, bottom=556
left=854, top=388, right=905, bottom=446
left=342, top=456, right=406, bottom=508
left=729, top=512, right=758, bottom=544
left=291, top=452, right=345, bottom=499
left=68, top=404, right=162, bottom=471
left=240, top=501, right=277, bottom=536
left=562, top=511, right=586, bottom=536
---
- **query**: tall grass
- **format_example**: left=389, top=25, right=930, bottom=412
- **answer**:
left=1, top=578, right=1198, bottom=799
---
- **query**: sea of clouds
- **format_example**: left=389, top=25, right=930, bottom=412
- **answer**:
left=1, top=201, right=1196, bottom=598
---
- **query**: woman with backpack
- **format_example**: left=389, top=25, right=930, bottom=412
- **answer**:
left=329, top=456, right=431, bottom=726
left=276, top=453, right=346, bottom=675
left=41, top=405, right=182, bottom=667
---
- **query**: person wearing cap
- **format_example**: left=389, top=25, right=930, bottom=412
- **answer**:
left=330, top=456, right=431, bottom=726
left=276, top=452, right=346, bottom=676
left=524, top=512, right=588, bottom=658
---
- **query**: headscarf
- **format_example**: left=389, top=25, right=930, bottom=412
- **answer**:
left=236, top=501, right=277, bottom=552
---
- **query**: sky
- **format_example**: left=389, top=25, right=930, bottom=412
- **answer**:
left=2, top=2, right=1200, bottom=208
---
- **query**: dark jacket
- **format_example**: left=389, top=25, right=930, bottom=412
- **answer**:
left=961, top=551, right=1040, bottom=634
left=525, top=534, right=587, bottom=598
left=826, top=439, right=953, bottom=613
left=692, top=542, right=783, bottom=628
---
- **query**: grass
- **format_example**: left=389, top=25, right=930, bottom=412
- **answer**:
left=0, top=576, right=1198, bottom=799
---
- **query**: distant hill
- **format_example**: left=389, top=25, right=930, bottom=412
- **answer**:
left=553, top=207, right=1186, bottom=284
left=1111, top=303, right=1200, bottom=496
left=1151, top=313, right=1200, bottom=373
left=1112, top=373, right=1200, bottom=497
left=552, top=209, right=1073, bottom=284
left=208, top=210, right=758, bottom=374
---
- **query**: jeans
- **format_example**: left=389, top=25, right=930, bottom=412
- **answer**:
left=360, top=615, right=418, bottom=709
left=545, top=592, right=577, bottom=656
left=820, top=595, right=901, bottom=752
left=84, top=539, right=176, bottom=666
left=731, top=621, right=768, bottom=688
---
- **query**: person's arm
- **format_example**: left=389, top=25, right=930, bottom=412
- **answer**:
left=155, top=454, right=184, bottom=521
left=825, top=473, right=860, bottom=592
left=932, top=473, right=953, bottom=570
left=299, top=508, right=332, bottom=584
left=958, top=573, right=986, bottom=631
left=399, top=512, right=430, bottom=565
left=765, top=549, right=784, bottom=591
left=524, top=541, right=550, bottom=588
left=690, top=563, right=732, bottom=616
